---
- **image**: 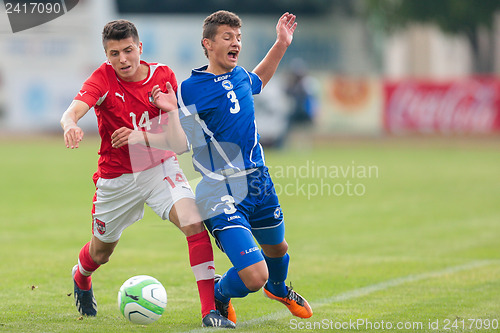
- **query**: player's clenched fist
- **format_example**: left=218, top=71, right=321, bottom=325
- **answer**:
left=111, top=127, right=142, bottom=148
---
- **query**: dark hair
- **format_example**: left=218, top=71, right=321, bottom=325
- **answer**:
left=102, top=20, right=139, bottom=49
left=202, top=10, right=242, bottom=58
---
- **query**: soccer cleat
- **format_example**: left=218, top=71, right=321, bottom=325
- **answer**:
left=214, top=274, right=237, bottom=324
left=214, top=298, right=237, bottom=325
left=263, top=282, right=313, bottom=318
left=202, top=310, right=236, bottom=328
left=72, top=264, right=97, bottom=316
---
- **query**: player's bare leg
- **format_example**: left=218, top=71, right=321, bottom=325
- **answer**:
left=237, top=260, right=269, bottom=291
left=89, top=236, right=119, bottom=264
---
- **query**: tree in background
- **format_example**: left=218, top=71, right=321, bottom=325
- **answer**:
left=364, top=0, right=500, bottom=73
left=116, top=0, right=353, bottom=16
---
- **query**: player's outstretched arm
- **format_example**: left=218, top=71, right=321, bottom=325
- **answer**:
left=110, top=125, right=186, bottom=153
left=60, top=100, right=90, bottom=149
left=253, top=12, right=297, bottom=88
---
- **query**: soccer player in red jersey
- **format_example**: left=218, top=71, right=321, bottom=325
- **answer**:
left=60, top=19, right=234, bottom=328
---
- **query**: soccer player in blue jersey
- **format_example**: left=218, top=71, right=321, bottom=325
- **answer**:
left=151, top=10, right=312, bottom=325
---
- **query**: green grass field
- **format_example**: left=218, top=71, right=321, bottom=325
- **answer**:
left=1, top=135, right=499, bottom=332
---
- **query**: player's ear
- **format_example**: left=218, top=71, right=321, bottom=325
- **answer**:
left=138, top=41, right=143, bottom=55
left=202, top=38, right=212, bottom=52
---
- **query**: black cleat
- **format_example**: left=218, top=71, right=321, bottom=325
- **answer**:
left=202, top=310, right=236, bottom=328
left=72, top=265, right=97, bottom=316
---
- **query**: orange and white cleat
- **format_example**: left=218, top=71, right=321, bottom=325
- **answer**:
left=263, top=283, right=313, bottom=318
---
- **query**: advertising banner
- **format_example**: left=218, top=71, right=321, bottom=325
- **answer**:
left=317, top=75, right=383, bottom=135
left=384, top=77, right=500, bottom=134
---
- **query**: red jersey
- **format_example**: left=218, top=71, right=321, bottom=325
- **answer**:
left=75, top=60, right=176, bottom=179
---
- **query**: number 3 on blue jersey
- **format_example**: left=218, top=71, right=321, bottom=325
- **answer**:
left=221, top=194, right=236, bottom=214
left=227, top=90, right=240, bottom=114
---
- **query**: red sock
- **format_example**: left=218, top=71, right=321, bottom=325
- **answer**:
left=187, top=230, right=215, bottom=318
left=74, top=242, right=100, bottom=291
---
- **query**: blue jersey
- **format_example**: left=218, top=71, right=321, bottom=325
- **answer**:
left=178, top=66, right=285, bottom=261
left=178, top=65, right=264, bottom=180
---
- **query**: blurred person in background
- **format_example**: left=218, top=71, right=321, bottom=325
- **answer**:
left=286, top=58, right=318, bottom=128
left=283, top=58, right=319, bottom=145
left=256, top=58, right=319, bottom=148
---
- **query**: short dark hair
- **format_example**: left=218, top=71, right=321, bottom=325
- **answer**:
left=202, top=10, right=242, bottom=58
left=102, top=20, right=139, bottom=49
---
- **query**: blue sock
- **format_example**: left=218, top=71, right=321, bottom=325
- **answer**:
left=214, top=267, right=252, bottom=303
left=262, top=251, right=289, bottom=298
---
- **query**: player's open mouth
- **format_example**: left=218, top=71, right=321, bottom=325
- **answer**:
left=228, top=51, right=238, bottom=61
left=121, top=65, right=131, bottom=71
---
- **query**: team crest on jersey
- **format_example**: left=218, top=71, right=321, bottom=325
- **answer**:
left=148, top=92, right=156, bottom=107
left=274, top=207, right=282, bottom=219
left=94, top=218, right=106, bottom=235
left=222, top=80, right=233, bottom=91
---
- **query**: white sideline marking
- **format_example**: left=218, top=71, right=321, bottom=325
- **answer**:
left=187, top=260, right=499, bottom=332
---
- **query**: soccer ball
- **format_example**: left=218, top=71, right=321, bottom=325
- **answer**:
left=118, top=275, right=167, bottom=325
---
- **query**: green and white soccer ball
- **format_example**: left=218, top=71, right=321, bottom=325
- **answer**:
left=118, top=275, right=167, bottom=325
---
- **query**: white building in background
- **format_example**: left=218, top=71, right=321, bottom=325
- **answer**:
left=0, top=0, right=117, bottom=132
left=384, top=24, right=473, bottom=79
left=383, top=13, right=500, bottom=79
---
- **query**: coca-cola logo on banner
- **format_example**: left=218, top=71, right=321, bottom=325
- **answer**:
left=384, top=78, right=500, bottom=134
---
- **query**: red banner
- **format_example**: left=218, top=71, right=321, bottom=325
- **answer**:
left=383, top=77, right=500, bottom=134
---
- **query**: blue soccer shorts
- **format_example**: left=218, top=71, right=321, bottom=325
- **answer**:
left=197, top=167, right=285, bottom=271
